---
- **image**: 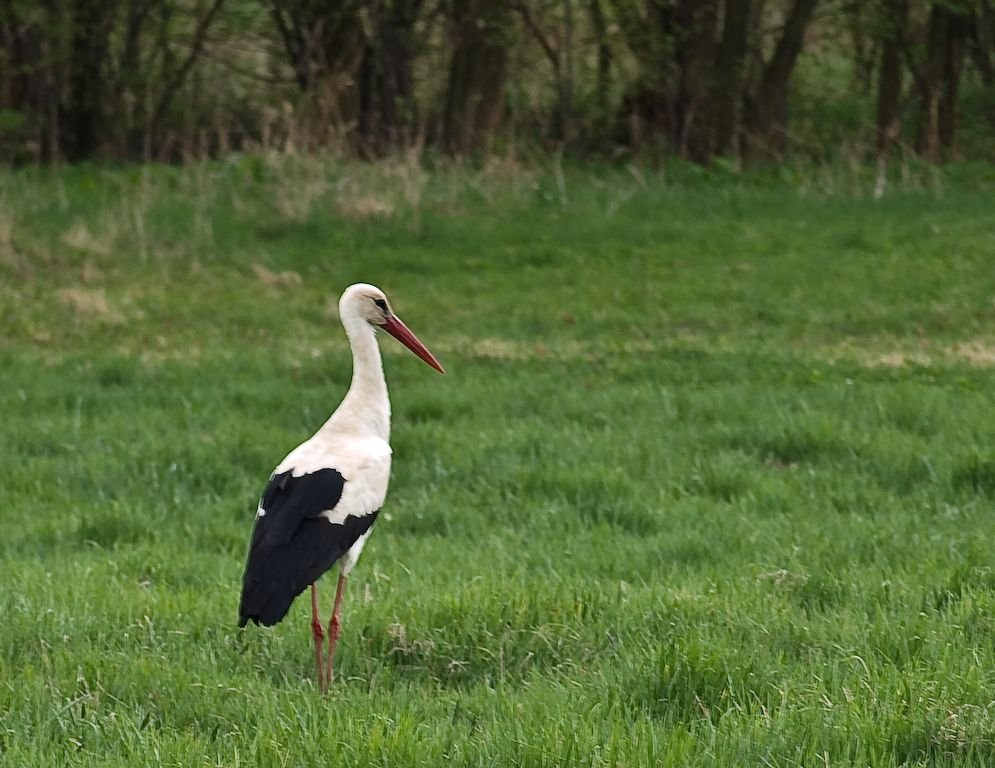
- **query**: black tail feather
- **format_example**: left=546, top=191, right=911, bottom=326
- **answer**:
left=239, top=574, right=305, bottom=628
left=238, top=508, right=380, bottom=630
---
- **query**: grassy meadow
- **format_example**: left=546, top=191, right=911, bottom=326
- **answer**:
left=1, top=157, right=995, bottom=766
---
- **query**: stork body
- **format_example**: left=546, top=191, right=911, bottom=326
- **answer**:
left=238, top=283, right=444, bottom=692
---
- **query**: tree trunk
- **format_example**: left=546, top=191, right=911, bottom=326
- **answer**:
left=559, top=0, right=575, bottom=144
left=711, top=0, right=753, bottom=158
left=118, top=0, right=155, bottom=156
left=875, top=0, right=907, bottom=159
left=589, top=0, right=612, bottom=126
left=974, top=0, right=994, bottom=86
left=356, top=0, right=423, bottom=155
left=745, top=0, right=819, bottom=160
left=918, top=3, right=969, bottom=162
left=609, top=0, right=681, bottom=149
left=938, top=7, right=969, bottom=157
left=64, top=0, right=119, bottom=160
left=590, top=0, right=612, bottom=106
left=919, top=5, right=947, bottom=161
left=847, top=1, right=875, bottom=94
left=0, top=0, right=50, bottom=159
left=442, top=0, right=511, bottom=156
left=674, top=0, right=719, bottom=161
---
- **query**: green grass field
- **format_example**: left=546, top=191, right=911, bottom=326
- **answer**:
left=1, top=157, right=994, bottom=766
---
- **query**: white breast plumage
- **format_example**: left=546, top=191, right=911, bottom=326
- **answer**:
left=275, top=435, right=392, bottom=524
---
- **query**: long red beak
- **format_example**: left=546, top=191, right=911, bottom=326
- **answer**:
left=382, top=315, right=446, bottom=374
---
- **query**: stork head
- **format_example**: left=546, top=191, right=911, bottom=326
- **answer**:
left=339, top=283, right=445, bottom=374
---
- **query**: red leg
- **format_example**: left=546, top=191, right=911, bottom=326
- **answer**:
left=324, top=572, right=348, bottom=689
left=310, top=583, right=326, bottom=694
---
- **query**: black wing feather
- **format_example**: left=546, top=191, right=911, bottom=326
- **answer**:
left=238, top=467, right=379, bottom=627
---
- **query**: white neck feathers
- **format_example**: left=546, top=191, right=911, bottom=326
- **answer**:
left=320, top=307, right=391, bottom=441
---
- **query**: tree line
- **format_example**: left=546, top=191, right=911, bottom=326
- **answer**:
left=1, top=0, right=993, bottom=165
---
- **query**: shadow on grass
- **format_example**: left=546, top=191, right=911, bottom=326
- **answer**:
left=77, top=513, right=155, bottom=548
left=890, top=721, right=995, bottom=767
left=349, top=585, right=620, bottom=689
left=749, top=429, right=856, bottom=466
left=632, top=636, right=781, bottom=726
left=951, top=454, right=995, bottom=496
left=923, top=563, right=995, bottom=614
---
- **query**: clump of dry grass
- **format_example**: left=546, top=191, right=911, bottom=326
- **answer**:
left=222, top=150, right=546, bottom=229
left=950, top=340, right=995, bottom=366
left=252, top=262, right=302, bottom=288
left=0, top=206, right=12, bottom=257
left=56, top=287, right=123, bottom=323
left=332, top=154, right=425, bottom=220
left=867, top=351, right=933, bottom=368
left=244, top=151, right=337, bottom=224
left=60, top=220, right=115, bottom=257
left=275, top=168, right=330, bottom=222
left=0, top=203, right=31, bottom=278
left=334, top=193, right=394, bottom=219
left=824, top=337, right=995, bottom=369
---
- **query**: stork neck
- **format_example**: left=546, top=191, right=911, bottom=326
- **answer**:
left=323, top=317, right=390, bottom=440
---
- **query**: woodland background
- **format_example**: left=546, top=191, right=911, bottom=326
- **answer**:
left=1, top=0, right=994, bottom=167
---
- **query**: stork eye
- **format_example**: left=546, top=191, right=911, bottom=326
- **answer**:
left=373, top=298, right=388, bottom=311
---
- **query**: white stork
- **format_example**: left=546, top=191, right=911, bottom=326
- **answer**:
left=238, top=283, right=444, bottom=692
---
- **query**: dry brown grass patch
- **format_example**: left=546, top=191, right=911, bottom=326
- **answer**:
left=950, top=340, right=995, bottom=366
left=0, top=207, right=12, bottom=256
left=0, top=205, right=31, bottom=277
left=252, top=263, right=302, bottom=288
left=443, top=335, right=659, bottom=362
left=864, top=351, right=932, bottom=368
left=274, top=173, right=329, bottom=222
left=56, top=287, right=123, bottom=323
left=335, top=193, right=395, bottom=219
left=825, top=337, right=995, bottom=368
left=61, top=220, right=114, bottom=257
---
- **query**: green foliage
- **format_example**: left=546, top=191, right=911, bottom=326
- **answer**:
left=1, top=159, right=995, bottom=765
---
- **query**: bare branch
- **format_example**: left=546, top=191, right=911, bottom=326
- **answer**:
left=511, top=1, right=559, bottom=70
left=270, top=5, right=310, bottom=90
left=149, top=0, right=227, bottom=131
